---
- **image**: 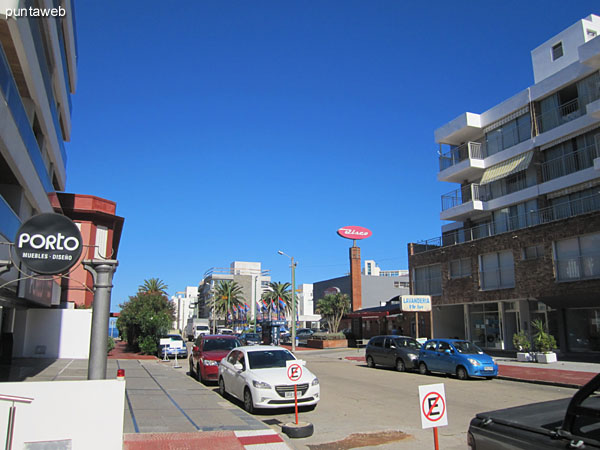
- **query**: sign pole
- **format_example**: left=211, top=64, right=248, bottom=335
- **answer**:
left=416, top=312, right=419, bottom=339
left=433, top=427, right=439, bottom=450
left=294, top=384, right=298, bottom=424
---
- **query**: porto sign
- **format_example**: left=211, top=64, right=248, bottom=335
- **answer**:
left=14, top=213, right=83, bottom=275
left=337, top=226, right=372, bottom=240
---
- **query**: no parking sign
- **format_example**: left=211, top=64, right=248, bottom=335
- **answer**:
left=418, top=383, right=448, bottom=429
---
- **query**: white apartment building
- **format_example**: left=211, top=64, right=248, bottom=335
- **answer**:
left=363, top=260, right=409, bottom=278
left=409, top=15, right=600, bottom=357
left=0, top=2, right=78, bottom=360
left=171, top=286, right=198, bottom=332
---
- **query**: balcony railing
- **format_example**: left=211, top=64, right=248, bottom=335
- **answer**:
left=536, top=98, right=582, bottom=134
left=439, top=142, right=483, bottom=171
left=441, top=184, right=485, bottom=211
left=541, top=143, right=599, bottom=182
left=415, top=192, right=600, bottom=254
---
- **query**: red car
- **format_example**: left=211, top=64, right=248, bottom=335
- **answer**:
left=189, top=335, right=241, bottom=383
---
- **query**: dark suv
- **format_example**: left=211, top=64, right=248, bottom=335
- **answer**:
left=365, top=335, right=422, bottom=372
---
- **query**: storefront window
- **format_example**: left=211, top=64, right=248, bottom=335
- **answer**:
left=469, top=302, right=502, bottom=348
left=566, top=308, right=600, bottom=352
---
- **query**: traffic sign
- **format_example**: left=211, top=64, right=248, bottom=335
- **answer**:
left=286, top=360, right=304, bottom=382
left=418, top=383, right=447, bottom=429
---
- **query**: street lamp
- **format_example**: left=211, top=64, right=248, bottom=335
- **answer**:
left=278, top=250, right=296, bottom=352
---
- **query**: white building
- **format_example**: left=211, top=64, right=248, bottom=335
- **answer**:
left=409, top=15, right=600, bottom=356
left=363, top=260, right=409, bottom=278
left=295, top=283, right=321, bottom=328
left=171, top=286, right=198, bottom=332
left=0, top=2, right=78, bottom=359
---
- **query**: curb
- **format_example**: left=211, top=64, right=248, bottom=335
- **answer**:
left=496, top=375, right=583, bottom=390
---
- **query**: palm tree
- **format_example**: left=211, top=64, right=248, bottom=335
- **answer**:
left=138, top=278, right=168, bottom=296
left=210, top=280, right=245, bottom=326
left=262, top=282, right=292, bottom=319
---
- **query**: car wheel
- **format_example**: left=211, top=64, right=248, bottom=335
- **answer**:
left=419, top=362, right=429, bottom=375
left=243, top=388, right=255, bottom=414
left=395, top=359, right=406, bottom=372
left=456, top=366, right=469, bottom=380
left=366, top=356, right=376, bottom=368
left=218, top=377, right=227, bottom=397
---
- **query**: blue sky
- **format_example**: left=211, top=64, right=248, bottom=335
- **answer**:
left=65, top=1, right=600, bottom=311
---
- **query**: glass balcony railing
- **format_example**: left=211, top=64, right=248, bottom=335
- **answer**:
left=0, top=46, right=53, bottom=193
left=439, top=142, right=483, bottom=171
left=415, top=192, right=600, bottom=254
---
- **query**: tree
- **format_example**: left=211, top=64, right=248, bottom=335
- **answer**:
left=117, top=284, right=174, bottom=355
left=210, top=280, right=245, bottom=325
left=315, top=293, right=351, bottom=333
left=138, top=278, right=168, bottom=296
left=262, top=281, right=292, bottom=317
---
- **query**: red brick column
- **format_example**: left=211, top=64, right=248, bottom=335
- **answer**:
left=349, top=246, right=362, bottom=311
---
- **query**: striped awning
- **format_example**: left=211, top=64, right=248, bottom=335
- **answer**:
left=480, top=151, right=533, bottom=185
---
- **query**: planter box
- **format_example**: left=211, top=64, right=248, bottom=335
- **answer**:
left=307, top=339, right=348, bottom=349
left=516, top=352, right=533, bottom=362
left=536, top=352, right=557, bottom=364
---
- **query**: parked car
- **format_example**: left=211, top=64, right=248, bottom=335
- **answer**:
left=365, top=335, right=421, bottom=372
left=189, top=335, right=241, bottom=382
left=239, top=332, right=261, bottom=346
left=418, top=339, right=498, bottom=380
left=217, top=345, right=320, bottom=413
left=281, top=328, right=314, bottom=344
left=157, top=334, right=188, bottom=359
left=217, top=328, right=234, bottom=335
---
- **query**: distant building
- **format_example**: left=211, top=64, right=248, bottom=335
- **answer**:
left=294, top=284, right=321, bottom=329
left=313, top=260, right=410, bottom=310
left=171, top=286, right=198, bottom=332
left=409, top=15, right=600, bottom=357
left=197, top=261, right=271, bottom=326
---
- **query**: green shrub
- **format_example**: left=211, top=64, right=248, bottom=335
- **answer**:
left=311, top=332, right=345, bottom=341
left=512, top=331, right=531, bottom=352
left=139, top=335, right=158, bottom=355
left=107, top=337, right=115, bottom=354
left=531, top=319, right=557, bottom=353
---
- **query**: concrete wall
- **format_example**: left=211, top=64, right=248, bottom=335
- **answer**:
left=0, top=379, right=125, bottom=449
left=14, top=309, right=91, bottom=358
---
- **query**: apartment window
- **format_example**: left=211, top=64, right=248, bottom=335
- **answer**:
left=449, top=258, right=471, bottom=279
left=552, top=42, right=563, bottom=60
left=484, top=114, right=531, bottom=156
left=94, top=226, right=108, bottom=259
left=522, top=245, right=544, bottom=260
left=413, top=264, right=441, bottom=295
left=479, top=251, right=515, bottom=290
left=554, top=232, right=600, bottom=282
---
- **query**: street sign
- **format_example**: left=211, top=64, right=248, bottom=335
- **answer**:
left=170, top=340, right=183, bottom=349
left=419, top=383, right=448, bottom=429
left=159, top=338, right=171, bottom=346
left=286, top=360, right=303, bottom=383
left=402, top=295, right=432, bottom=312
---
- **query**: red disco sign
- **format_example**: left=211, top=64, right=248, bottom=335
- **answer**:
left=337, top=226, right=372, bottom=240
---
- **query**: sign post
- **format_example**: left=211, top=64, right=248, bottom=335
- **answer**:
left=401, top=295, right=431, bottom=339
left=418, top=383, right=447, bottom=450
left=286, top=360, right=304, bottom=425
left=160, top=338, right=171, bottom=362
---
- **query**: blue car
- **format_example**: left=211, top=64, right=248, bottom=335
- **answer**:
left=418, top=339, right=498, bottom=380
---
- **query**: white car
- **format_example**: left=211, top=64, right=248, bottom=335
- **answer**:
left=217, top=345, right=320, bottom=413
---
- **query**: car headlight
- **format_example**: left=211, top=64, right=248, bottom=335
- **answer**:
left=202, top=359, right=218, bottom=366
left=467, top=358, right=481, bottom=366
left=252, top=380, right=271, bottom=389
left=311, top=377, right=319, bottom=386
left=408, top=353, right=419, bottom=360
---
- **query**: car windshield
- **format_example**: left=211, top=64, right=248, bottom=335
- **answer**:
left=167, top=335, right=183, bottom=341
left=197, top=326, right=209, bottom=330
left=245, top=333, right=259, bottom=339
left=395, top=338, right=420, bottom=349
left=247, top=350, right=296, bottom=369
left=452, top=341, right=483, bottom=354
left=203, top=338, right=239, bottom=351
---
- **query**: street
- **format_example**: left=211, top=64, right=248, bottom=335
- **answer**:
left=215, top=349, right=578, bottom=449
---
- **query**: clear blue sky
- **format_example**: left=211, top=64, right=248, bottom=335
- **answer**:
left=65, top=1, right=600, bottom=311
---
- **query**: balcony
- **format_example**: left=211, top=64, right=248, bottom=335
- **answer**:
left=536, top=98, right=583, bottom=134
left=441, top=183, right=486, bottom=221
left=415, top=192, right=600, bottom=254
left=438, top=142, right=485, bottom=183
left=541, top=142, right=598, bottom=182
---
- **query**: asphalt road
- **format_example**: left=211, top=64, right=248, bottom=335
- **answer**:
left=233, top=349, right=578, bottom=450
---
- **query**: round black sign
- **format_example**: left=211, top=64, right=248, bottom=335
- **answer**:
left=14, top=213, right=83, bottom=275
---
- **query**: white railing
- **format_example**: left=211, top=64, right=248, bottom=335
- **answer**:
left=439, top=142, right=484, bottom=171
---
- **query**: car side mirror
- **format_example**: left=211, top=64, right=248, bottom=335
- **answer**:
left=233, top=362, right=243, bottom=371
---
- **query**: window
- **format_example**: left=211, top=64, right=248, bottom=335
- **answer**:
left=449, top=258, right=471, bottom=279
left=522, top=245, right=544, bottom=260
left=586, top=29, right=597, bottom=40
left=555, top=232, right=600, bottom=281
left=552, top=42, right=563, bottom=60
left=369, top=337, right=383, bottom=348
left=479, top=251, right=515, bottom=290
left=413, top=265, right=442, bottom=295
left=437, top=341, right=451, bottom=353
left=94, top=226, right=108, bottom=259
left=425, top=341, right=437, bottom=351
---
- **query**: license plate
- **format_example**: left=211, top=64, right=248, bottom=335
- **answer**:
left=484, top=366, right=494, bottom=371
left=285, top=391, right=295, bottom=399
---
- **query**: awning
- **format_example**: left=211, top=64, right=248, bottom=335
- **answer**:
left=480, top=151, right=533, bottom=185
